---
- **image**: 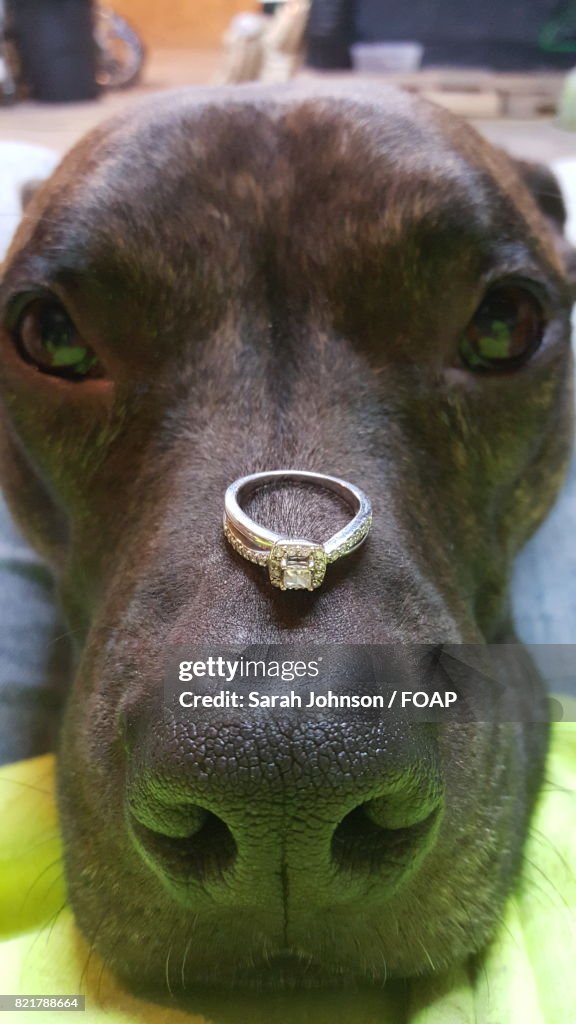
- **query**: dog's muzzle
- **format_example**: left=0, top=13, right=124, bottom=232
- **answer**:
left=223, top=469, right=373, bottom=591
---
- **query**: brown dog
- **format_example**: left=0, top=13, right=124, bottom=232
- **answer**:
left=0, top=83, right=573, bottom=997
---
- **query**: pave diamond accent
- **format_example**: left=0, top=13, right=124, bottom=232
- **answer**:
left=223, top=520, right=269, bottom=566
left=326, top=514, right=373, bottom=563
left=269, top=541, right=327, bottom=591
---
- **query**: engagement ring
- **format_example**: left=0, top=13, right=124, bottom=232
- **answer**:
left=223, top=470, right=372, bottom=591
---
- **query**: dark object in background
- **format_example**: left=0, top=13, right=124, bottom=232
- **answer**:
left=356, top=0, right=576, bottom=71
left=11, top=0, right=98, bottom=102
left=307, top=0, right=355, bottom=68
left=306, top=0, right=576, bottom=71
left=261, top=1, right=286, bottom=14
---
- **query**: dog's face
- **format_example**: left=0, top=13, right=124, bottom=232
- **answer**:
left=0, top=85, right=573, bottom=995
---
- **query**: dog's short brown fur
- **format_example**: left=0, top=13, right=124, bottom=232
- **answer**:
left=0, top=84, right=573, bottom=996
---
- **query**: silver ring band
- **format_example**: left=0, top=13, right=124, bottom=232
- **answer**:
left=223, top=470, right=372, bottom=590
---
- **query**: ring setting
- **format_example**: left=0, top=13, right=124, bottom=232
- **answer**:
left=223, top=470, right=372, bottom=591
left=269, top=541, right=327, bottom=591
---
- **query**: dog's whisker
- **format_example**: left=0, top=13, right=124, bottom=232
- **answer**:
left=20, top=857, right=63, bottom=915
left=528, top=824, right=575, bottom=878
left=417, top=939, right=436, bottom=972
left=180, top=924, right=197, bottom=991
left=0, top=776, right=54, bottom=796
left=522, top=851, right=575, bottom=917
left=492, top=901, right=523, bottom=953
left=78, top=908, right=109, bottom=993
left=22, top=898, right=68, bottom=964
left=477, top=957, right=492, bottom=1004
left=165, top=942, right=175, bottom=999
left=9, top=828, right=61, bottom=856
left=541, top=774, right=576, bottom=797
left=46, top=898, right=69, bottom=945
left=372, top=925, right=389, bottom=986
left=96, top=929, right=125, bottom=1006
left=46, top=626, right=90, bottom=647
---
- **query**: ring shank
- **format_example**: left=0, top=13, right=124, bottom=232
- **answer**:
left=224, top=470, right=372, bottom=563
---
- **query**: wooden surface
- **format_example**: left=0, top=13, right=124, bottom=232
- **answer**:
left=298, top=68, right=566, bottom=118
left=112, top=0, right=254, bottom=48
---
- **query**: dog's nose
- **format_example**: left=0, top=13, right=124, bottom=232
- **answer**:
left=126, top=711, right=442, bottom=907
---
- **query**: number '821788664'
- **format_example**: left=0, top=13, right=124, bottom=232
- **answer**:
left=0, top=996, right=85, bottom=1011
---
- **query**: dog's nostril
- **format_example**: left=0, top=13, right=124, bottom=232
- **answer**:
left=130, top=798, right=209, bottom=839
left=363, top=788, right=440, bottom=831
left=331, top=796, right=441, bottom=874
left=131, top=807, right=237, bottom=883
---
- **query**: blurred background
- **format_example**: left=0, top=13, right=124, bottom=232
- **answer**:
left=3, top=0, right=576, bottom=200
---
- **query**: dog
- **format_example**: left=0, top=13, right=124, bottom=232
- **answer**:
left=0, top=82, right=573, bottom=998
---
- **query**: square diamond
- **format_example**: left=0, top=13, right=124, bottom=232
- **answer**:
left=269, top=541, right=326, bottom=591
left=283, top=565, right=313, bottom=590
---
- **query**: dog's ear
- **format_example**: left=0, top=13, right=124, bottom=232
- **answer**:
left=512, top=157, right=576, bottom=289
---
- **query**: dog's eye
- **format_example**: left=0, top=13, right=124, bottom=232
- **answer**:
left=12, top=298, right=103, bottom=380
left=459, top=286, right=545, bottom=372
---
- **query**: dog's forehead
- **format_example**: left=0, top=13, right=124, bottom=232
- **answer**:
left=16, top=88, right=504, bottom=247
left=5, top=85, right=556, bottom=312
left=54, top=88, right=492, bottom=228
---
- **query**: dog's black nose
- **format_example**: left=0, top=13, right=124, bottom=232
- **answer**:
left=126, top=711, right=442, bottom=905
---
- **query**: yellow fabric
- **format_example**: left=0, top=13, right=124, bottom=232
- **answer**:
left=0, top=723, right=575, bottom=1024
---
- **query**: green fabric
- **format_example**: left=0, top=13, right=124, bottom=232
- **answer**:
left=1, top=721, right=575, bottom=1024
